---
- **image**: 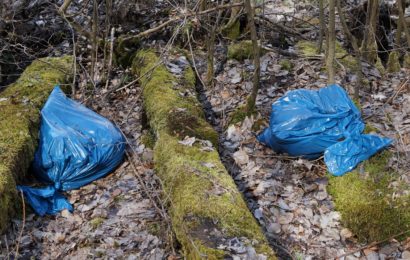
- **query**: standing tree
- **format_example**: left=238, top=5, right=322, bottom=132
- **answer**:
left=326, top=0, right=336, bottom=84
left=397, top=0, right=410, bottom=48
left=317, top=0, right=326, bottom=53
left=361, top=0, right=379, bottom=64
left=337, top=0, right=363, bottom=99
left=244, top=0, right=261, bottom=114
left=205, top=2, right=222, bottom=87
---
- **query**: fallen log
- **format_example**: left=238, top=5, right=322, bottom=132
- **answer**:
left=133, top=49, right=276, bottom=259
left=0, top=56, right=73, bottom=233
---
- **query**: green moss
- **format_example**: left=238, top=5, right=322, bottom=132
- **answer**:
left=353, top=98, right=362, bottom=111
left=114, top=36, right=140, bottom=67
left=223, top=20, right=241, bottom=40
left=227, top=40, right=254, bottom=61
left=361, top=40, right=378, bottom=65
left=167, top=109, right=218, bottom=146
left=90, top=217, right=104, bottom=229
left=252, top=118, right=267, bottom=132
left=133, top=50, right=205, bottom=133
left=279, top=59, right=293, bottom=71
left=141, top=130, right=156, bottom=149
left=135, top=50, right=275, bottom=259
left=329, top=151, right=410, bottom=242
left=0, top=56, right=73, bottom=233
left=375, top=57, right=386, bottom=75
left=155, top=133, right=275, bottom=259
left=147, top=222, right=162, bottom=236
left=387, top=51, right=401, bottom=73
left=404, top=53, right=410, bottom=69
left=364, top=124, right=378, bottom=134
left=296, top=41, right=318, bottom=56
left=229, top=104, right=256, bottom=125
left=334, top=42, right=358, bottom=71
left=297, top=41, right=357, bottom=71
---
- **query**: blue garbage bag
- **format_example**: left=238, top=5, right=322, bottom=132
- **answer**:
left=257, top=84, right=392, bottom=176
left=18, top=86, right=125, bottom=215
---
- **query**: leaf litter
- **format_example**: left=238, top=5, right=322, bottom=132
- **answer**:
left=194, top=35, right=410, bottom=259
left=0, top=65, right=177, bottom=260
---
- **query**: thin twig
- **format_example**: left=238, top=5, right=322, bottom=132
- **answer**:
left=335, top=229, right=410, bottom=259
left=386, top=78, right=409, bottom=105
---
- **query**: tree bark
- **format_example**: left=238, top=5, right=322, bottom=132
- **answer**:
left=326, top=0, right=336, bottom=84
left=317, top=0, right=325, bottom=53
left=337, top=0, right=363, bottom=99
left=244, top=0, right=261, bottom=113
left=91, top=0, right=98, bottom=82
left=205, top=2, right=222, bottom=87
left=361, top=0, right=379, bottom=64
left=398, top=0, right=410, bottom=48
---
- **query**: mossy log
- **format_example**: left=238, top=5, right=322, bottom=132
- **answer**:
left=328, top=151, right=410, bottom=242
left=133, top=50, right=275, bottom=259
left=0, top=56, right=73, bottom=233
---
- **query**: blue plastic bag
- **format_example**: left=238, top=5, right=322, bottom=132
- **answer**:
left=18, top=86, right=125, bottom=215
left=257, top=84, right=392, bottom=176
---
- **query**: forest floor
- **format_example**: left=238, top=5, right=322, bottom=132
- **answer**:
left=1, top=0, right=410, bottom=259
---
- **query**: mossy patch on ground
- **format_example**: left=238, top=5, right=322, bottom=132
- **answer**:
left=328, top=151, right=410, bottom=242
left=375, top=57, right=386, bottom=75
left=141, top=130, right=156, bottom=149
left=387, top=51, right=401, bottom=73
left=0, top=56, right=73, bottom=233
left=229, top=104, right=257, bottom=126
left=279, top=59, right=293, bottom=71
left=222, top=20, right=241, bottom=40
left=296, top=40, right=357, bottom=71
left=90, top=217, right=105, bottom=229
left=135, top=49, right=276, bottom=259
left=227, top=40, right=254, bottom=61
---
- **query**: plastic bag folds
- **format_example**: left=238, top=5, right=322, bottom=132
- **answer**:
left=257, top=84, right=392, bottom=176
left=18, top=86, right=125, bottom=215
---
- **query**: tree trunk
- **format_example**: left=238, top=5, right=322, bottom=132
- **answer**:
left=326, top=0, right=336, bottom=84
left=337, top=0, right=363, bottom=99
left=205, top=2, right=222, bottom=87
left=361, top=0, right=379, bottom=64
left=244, top=0, right=261, bottom=113
left=91, top=0, right=98, bottom=82
left=398, top=0, right=410, bottom=48
left=317, top=0, right=325, bottom=53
